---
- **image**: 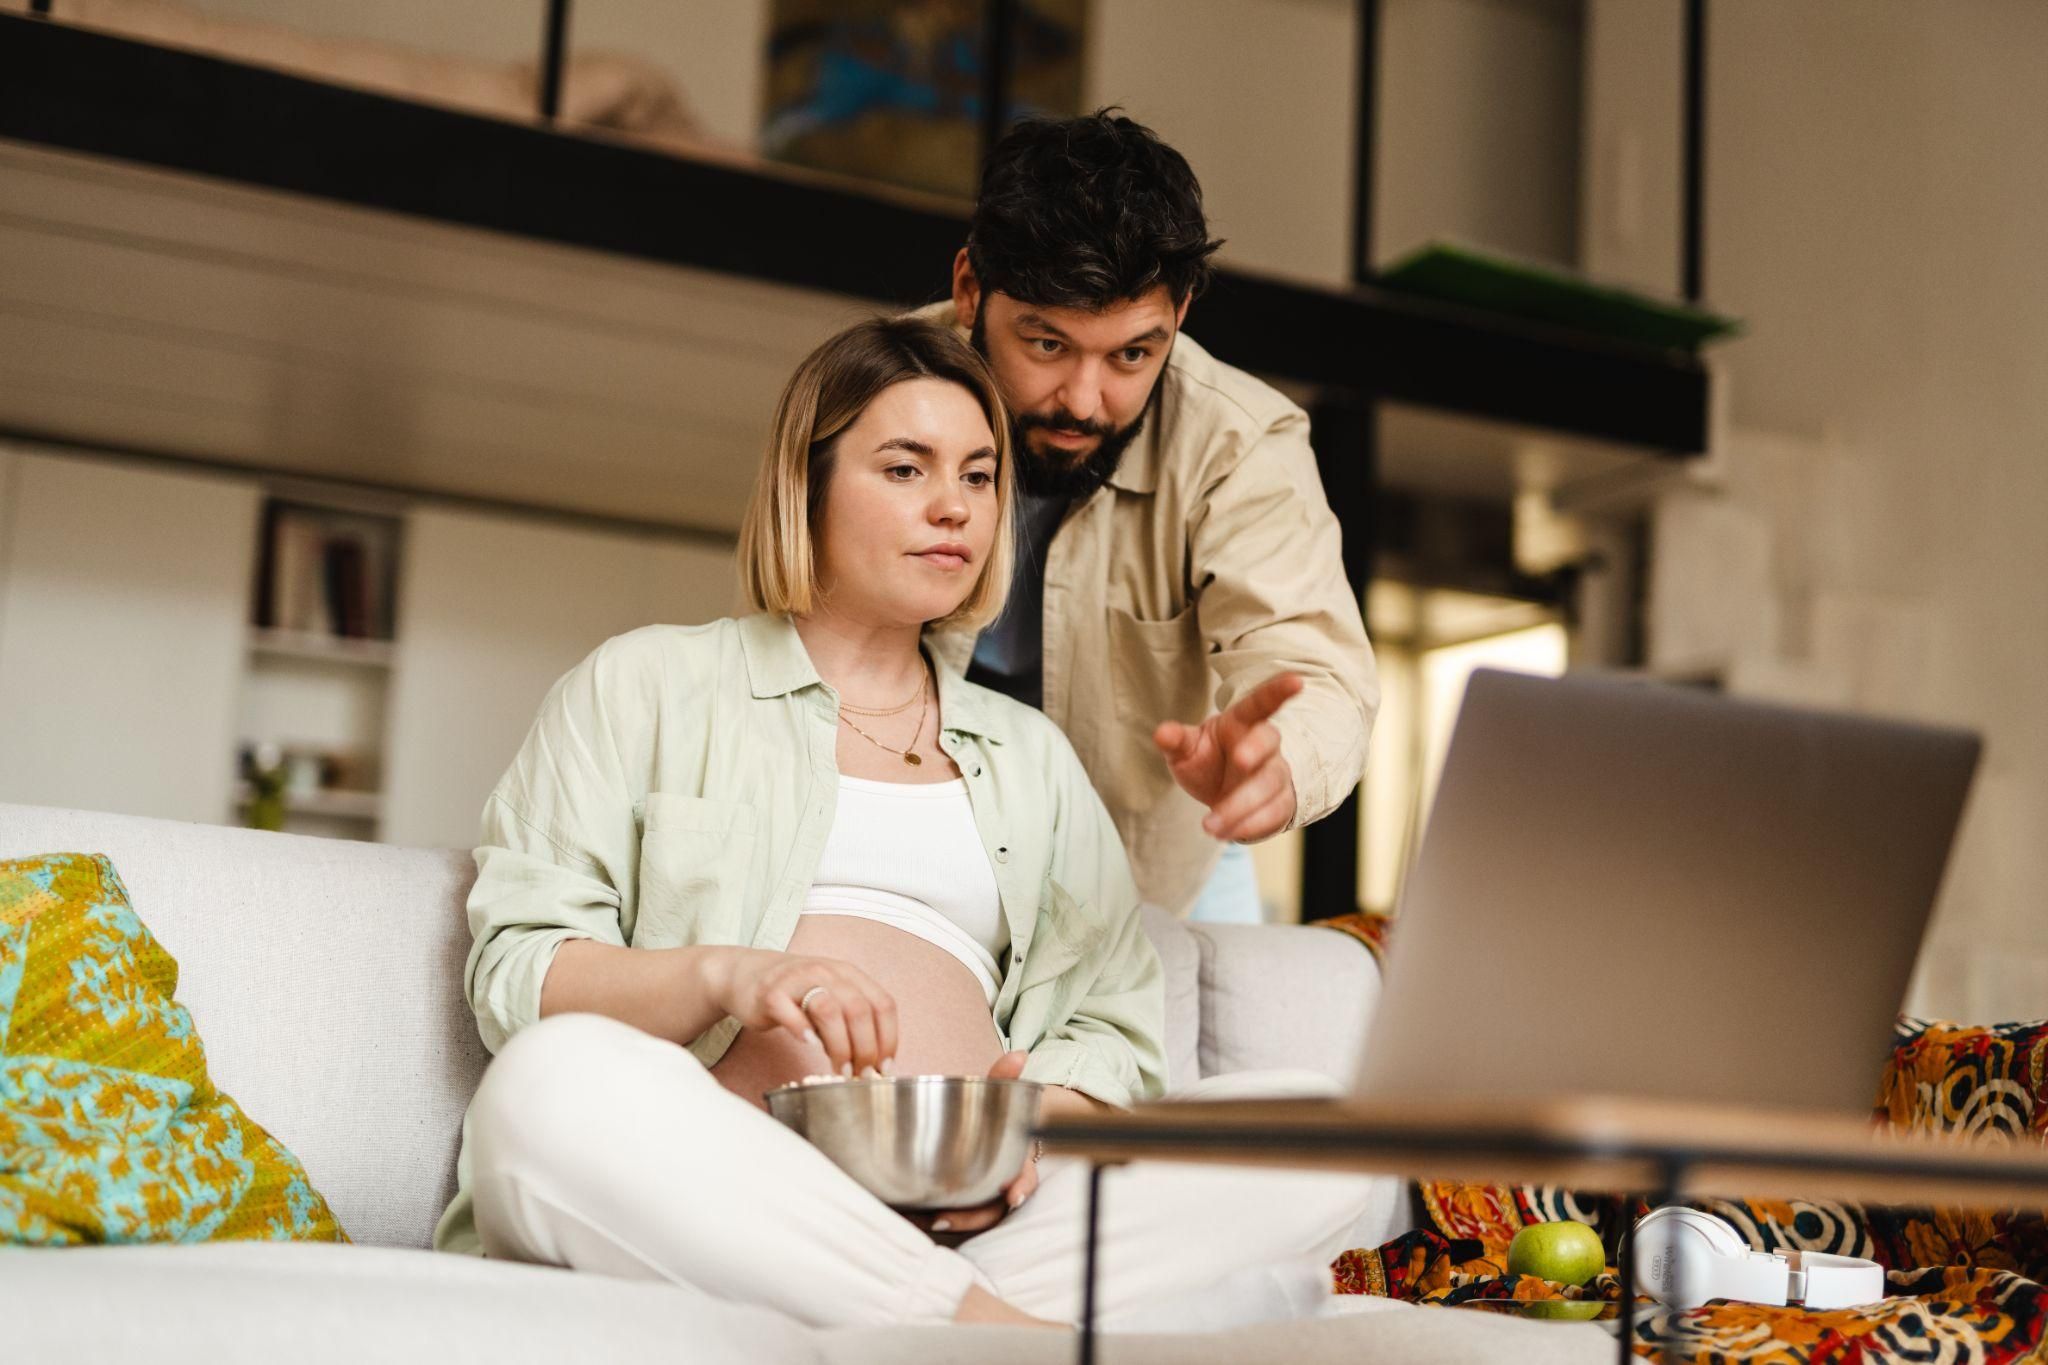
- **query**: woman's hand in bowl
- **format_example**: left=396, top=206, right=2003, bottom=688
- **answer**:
left=710, top=948, right=899, bottom=1078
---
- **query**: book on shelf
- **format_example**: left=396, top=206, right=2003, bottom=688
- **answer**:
left=254, top=501, right=399, bottom=640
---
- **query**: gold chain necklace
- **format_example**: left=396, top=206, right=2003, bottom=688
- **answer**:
left=838, top=670, right=930, bottom=765
left=837, top=667, right=927, bottom=717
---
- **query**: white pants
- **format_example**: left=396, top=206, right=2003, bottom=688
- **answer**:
left=466, top=1013, right=1393, bottom=1330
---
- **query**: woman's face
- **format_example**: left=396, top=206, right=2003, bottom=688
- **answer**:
left=811, top=377, right=1001, bottom=628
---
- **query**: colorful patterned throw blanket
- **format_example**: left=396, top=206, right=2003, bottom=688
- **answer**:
left=1317, top=911, right=2048, bottom=1363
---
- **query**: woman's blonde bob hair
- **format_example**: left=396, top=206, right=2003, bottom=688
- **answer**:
left=738, top=315, right=1016, bottom=631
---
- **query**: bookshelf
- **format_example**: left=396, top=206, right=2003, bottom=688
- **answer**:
left=232, top=781, right=384, bottom=821
left=236, top=490, right=406, bottom=840
left=247, top=628, right=397, bottom=669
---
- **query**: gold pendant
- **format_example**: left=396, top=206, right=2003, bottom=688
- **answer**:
left=904, top=752, right=922, bottom=766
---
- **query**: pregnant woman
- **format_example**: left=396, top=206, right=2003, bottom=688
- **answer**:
left=434, top=316, right=1384, bottom=1331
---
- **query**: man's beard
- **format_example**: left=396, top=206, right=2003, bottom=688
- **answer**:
left=1010, top=408, right=1148, bottom=498
left=972, top=310, right=1153, bottom=500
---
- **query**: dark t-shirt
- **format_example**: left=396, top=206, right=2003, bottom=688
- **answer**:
left=966, top=489, right=1071, bottom=710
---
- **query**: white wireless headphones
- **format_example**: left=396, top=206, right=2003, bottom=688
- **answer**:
left=1629, top=1207, right=1886, bottom=1311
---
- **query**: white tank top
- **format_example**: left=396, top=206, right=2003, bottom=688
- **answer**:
left=802, top=775, right=1009, bottom=1006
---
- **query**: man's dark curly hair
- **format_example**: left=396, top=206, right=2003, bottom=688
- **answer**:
left=967, top=109, right=1224, bottom=311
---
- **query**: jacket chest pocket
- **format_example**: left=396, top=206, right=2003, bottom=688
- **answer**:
left=633, top=793, right=758, bottom=949
left=1104, top=604, right=1208, bottom=812
left=1105, top=603, right=1207, bottom=726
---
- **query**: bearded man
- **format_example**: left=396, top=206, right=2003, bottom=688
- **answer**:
left=923, top=110, right=1378, bottom=922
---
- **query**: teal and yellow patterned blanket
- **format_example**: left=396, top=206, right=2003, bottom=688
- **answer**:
left=1, top=853, right=346, bottom=1245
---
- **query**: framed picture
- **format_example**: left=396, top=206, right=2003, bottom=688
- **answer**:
left=764, top=0, right=1088, bottom=199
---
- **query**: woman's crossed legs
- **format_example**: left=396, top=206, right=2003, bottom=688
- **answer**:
left=466, top=1013, right=1391, bottom=1330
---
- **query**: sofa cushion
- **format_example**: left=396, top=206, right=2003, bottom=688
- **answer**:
left=0, top=853, right=345, bottom=1245
left=1191, top=923, right=1381, bottom=1083
left=1137, top=904, right=1201, bottom=1090
left=0, top=805, right=486, bottom=1249
left=0, top=1241, right=821, bottom=1365
left=0, top=1240, right=1614, bottom=1365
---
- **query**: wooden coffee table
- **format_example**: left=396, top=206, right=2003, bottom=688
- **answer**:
left=1038, top=1094, right=2048, bottom=1364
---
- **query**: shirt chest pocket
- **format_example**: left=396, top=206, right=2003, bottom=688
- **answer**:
left=633, top=793, right=758, bottom=949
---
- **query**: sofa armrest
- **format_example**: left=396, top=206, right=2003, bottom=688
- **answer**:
left=1191, top=922, right=1381, bottom=1083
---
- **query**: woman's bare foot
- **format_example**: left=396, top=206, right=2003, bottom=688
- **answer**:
left=952, top=1284, right=1063, bottom=1328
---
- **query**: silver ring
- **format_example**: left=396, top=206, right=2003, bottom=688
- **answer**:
left=799, top=985, right=828, bottom=1014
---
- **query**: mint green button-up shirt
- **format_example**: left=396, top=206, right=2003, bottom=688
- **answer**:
left=436, top=613, right=1167, bottom=1254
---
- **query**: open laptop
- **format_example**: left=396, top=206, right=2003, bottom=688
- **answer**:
left=1352, top=667, right=1981, bottom=1116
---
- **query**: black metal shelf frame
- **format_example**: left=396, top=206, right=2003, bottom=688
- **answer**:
left=0, top=10, right=1707, bottom=454
left=1306, top=0, right=1713, bottom=914
left=0, top=4, right=1714, bottom=918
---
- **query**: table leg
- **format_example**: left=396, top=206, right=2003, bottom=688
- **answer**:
left=1616, top=1161, right=1685, bottom=1364
left=1079, top=1162, right=1103, bottom=1365
left=1616, top=1203, right=1639, bottom=1365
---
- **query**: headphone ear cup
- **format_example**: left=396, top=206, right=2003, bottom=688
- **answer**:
left=1630, top=1206, right=1750, bottom=1309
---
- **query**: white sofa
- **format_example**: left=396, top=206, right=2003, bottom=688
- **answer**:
left=0, top=801, right=1610, bottom=1363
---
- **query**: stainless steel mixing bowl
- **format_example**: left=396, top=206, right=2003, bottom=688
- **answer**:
left=765, top=1075, right=1044, bottom=1210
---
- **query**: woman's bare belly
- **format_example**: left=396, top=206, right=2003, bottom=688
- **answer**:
left=710, top=915, right=1005, bottom=1110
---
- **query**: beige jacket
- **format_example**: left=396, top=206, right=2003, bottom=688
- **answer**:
left=922, top=304, right=1379, bottom=914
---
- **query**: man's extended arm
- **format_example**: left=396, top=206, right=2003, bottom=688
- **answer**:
left=1179, top=411, right=1379, bottom=836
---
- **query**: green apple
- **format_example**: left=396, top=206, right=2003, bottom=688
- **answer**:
left=1519, top=1299, right=1605, bottom=1321
left=1506, top=1220, right=1606, bottom=1288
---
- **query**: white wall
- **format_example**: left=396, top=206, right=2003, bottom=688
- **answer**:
left=1088, top=0, right=1359, bottom=285
left=571, top=0, right=769, bottom=148
left=1089, top=0, right=1583, bottom=286
left=1585, top=0, right=2048, bottom=1022
left=1577, top=0, right=1681, bottom=294
left=0, top=449, right=257, bottom=822
left=183, top=0, right=771, bottom=148
left=0, top=445, right=740, bottom=850
left=379, top=506, right=737, bottom=849
left=1376, top=0, right=1583, bottom=270
left=186, top=0, right=545, bottom=64
left=0, top=449, right=14, bottom=663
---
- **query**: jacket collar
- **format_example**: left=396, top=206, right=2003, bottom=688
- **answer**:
left=1104, top=392, right=1163, bottom=494
left=1107, top=327, right=1214, bottom=496
left=738, top=612, right=1004, bottom=741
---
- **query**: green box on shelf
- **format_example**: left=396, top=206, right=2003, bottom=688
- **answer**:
left=1377, top=243, right=1742, bottom=352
